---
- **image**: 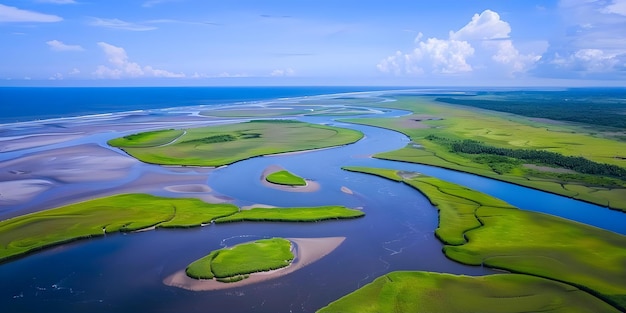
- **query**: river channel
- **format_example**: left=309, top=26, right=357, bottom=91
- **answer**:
left=0, top=93, right=624, bottom=313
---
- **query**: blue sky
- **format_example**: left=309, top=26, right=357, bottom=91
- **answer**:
left=1, top=0, right=625, bottom=86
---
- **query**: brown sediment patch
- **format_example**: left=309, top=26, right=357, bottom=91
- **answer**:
left=399, top=171, right=421, bottom=179
left=260, top=165, right=320, bottom=192
left=523, top=164, right=577, bottom=174
left=341, top=186, right=354, bottom=195
left=398, top=115, right=442, bottom=129
left=163, top=237, right=346, bottom=291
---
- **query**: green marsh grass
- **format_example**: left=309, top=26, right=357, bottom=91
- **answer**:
left=214, top=206, right=364, bottom=223
left=0, top=194, right=363, bottom=263
left=342, top=97, right=626, bottom=211
left=0, top=194, right=239, bottom=262
left=317, top=272, right=620, bottom=313
left=108, top=120, right=363, bottom=167
left=186, top=238, right=293, bottom=281
left=266, top=170, right=307, bottom=186
left=343, top=166, right=626, bottom=311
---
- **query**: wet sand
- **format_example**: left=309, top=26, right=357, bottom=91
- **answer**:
left=162, top=237, right=346, bottom=291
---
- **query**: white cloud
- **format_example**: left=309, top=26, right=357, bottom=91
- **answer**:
left=94, top=42, right=185, bottom=79
left=46, top=40, right=84, bottom=52
left=488, top=40, right=542, bottom=72
left=36, top=0, right=77, bottom=4
left=0, top=4, right=62, bottom=22
left=378, top=9, right=539, bottom=77
left=602, top=0, right=626, bottom=16
left=69, top=68, right=80, bottom=75
left=532, top=0, right=626, bottom=79
left=270, top=68, right=295, bottom=77
left=450, top=10, right=511, bottom=41
left=89, top=18, right=156, bottom=31
left=552, top=49, right=621, bottom=72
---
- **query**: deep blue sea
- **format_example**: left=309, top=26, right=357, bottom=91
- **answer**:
left=0, top=86, right=399, bottom=124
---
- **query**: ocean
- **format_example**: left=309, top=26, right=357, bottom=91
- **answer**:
left=0, top=86, right=398, bottom=124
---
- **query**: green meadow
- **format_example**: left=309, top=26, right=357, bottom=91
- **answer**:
left=343, top=97, right=626, bottom=211
left=186, top=238, right=293, bottom=282
left=342, top=166, right=626, bottom=311
left=266, top=169, right=307, bottom=186
left=0, top=194, right=363, bottom=263
left=317, top=272, right=619, bottom=313
left=108, top=120, right=363, bottom=167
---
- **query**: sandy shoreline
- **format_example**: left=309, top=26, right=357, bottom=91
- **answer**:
left=260, top=165, right=320, bottom=192
left=162, top=237, right=345, bottom=291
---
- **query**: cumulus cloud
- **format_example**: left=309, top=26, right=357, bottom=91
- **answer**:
left=46, top=40, right=84, bottom=52
left=450, top=10, right=511, bottom=40
left=532, top=0, right=626, bottom=79
left=378, top=10, right=540, bottom=77
left=89, top=18, right=156, bottom=31
left=0, top=4, right=62, bottom=22
left=94, top=42, right=185, bottom=79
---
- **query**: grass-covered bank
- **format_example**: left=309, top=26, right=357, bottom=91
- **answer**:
left=186, top=238, right=294, bottom=282
left=0, top=194, right=363, bottom=263
left=214, top=206, right=364, bottom=223
left=265, top=170, right=307, bottom=186
left=343, top=97, right=626, bottom=211
left=0, top=194, right=238, bottom=262
left=109, top=120, right=363, bottom=167
left=342, top=166, right=626, bottom=311
left=317, top=271, right=620, bottom=313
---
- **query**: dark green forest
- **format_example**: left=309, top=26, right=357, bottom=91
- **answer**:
left=435, top=88, right=626, bottom=128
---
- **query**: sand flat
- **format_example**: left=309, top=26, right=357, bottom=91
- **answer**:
left=163, top=237, right=345, bottom=291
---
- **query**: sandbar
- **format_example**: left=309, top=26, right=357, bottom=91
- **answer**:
left=260, top=165, right=320, bottom=192
left=163, top=236, right=346, bottom=291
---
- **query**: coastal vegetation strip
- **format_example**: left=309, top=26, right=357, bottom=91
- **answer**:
left=342, top=166, right=626, bottom=310
left=108, top=120, right=364, bottom=167
left=186, top=238, right=294, bottom=282
left=214, top=206, right=364, bottom=223
left=317, top=271, right=620, bottom=313
left=0, top=194, right=363, bottom=262
left=343, top=97, right=626, bottom=211
left=265, top=170, right=307, bottom=186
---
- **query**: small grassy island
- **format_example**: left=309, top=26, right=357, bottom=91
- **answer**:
left=265, top=170, right=307, bottom=186
left=186, top=238, right=294, bottom=282
left=0, top=194, right=363, bottom=263
left=108, top=120, right=363, bottom=167
left=343, top=98, right=626, bottom=211
left=339, top=166, right=626, bottom=312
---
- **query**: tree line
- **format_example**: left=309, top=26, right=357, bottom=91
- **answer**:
left=425, top=135, right=626, bottom=179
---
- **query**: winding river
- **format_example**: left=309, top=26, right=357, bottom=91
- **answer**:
left=1, top=93, right=624, bottom=313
